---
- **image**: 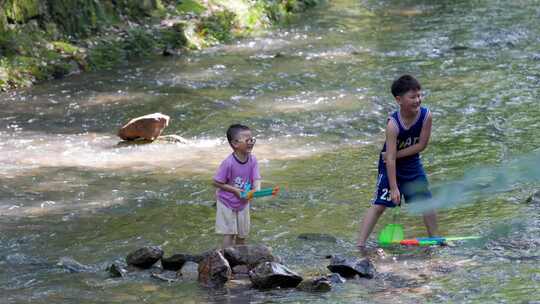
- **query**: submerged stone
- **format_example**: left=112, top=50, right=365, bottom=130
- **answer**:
left=297, top=277, right=332, bottom=292
left=57, top=256, right=94, bottom=273
left=151, top=270, right=180, bottom=283
left=297, top=233, right=337, bottom=243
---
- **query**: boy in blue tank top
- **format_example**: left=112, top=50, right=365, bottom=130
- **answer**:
left=356, top=75, right=438, bottom=254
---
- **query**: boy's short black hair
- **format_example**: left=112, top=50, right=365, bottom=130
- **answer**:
left=226, top=124, right=250, bottom=144
left=391, top=74, right=421, bottom=97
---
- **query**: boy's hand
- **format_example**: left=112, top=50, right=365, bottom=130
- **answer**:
left=233, top=188, right=243, bottom=199
left=390, top=187, right=401, bottom=205
left=381, top=152, right=387, bottom=163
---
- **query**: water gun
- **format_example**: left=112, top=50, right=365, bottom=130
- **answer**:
left=397, top=236, right=481, bottom=246
left=240, top=183, right=280, bottom=200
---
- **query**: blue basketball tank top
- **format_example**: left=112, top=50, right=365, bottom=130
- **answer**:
left=378, top=106, right=429, bottom=180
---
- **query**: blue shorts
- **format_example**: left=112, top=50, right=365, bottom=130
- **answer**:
left=372, top=173, right=432, bottom=207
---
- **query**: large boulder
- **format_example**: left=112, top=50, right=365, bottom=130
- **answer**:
left=197, top=250, right=232, bottom=288
left=126, top=246, right=163, bottom=269
left=327, top=255, right=375, bottom=279
left=249, top=262, right=303, bottom=289
left=118, top=113, right=170, bottom=141
left=222, top=245, right=279, bottom=270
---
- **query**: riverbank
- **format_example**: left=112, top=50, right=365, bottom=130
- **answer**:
left=0, top=0, right=320, bottom=92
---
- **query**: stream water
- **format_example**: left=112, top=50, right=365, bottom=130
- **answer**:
left=1, top=0, right=539, bottom=303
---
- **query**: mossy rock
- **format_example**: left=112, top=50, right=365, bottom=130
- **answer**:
left=2, top=0, right=41, bottom=24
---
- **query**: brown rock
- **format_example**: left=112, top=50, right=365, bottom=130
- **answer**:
left=118, top=113, right=170, bottom=141
left=197, top=250, right=232, bottom=288
left=222, top=244, right=278, bottom=270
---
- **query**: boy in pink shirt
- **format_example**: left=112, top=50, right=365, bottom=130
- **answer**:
left=213, top=124, right=261, bottom=248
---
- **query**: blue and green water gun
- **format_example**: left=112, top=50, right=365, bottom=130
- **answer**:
left=397, top=236, right=481, bottom=246
left=240, top=183, right=280, bottom=200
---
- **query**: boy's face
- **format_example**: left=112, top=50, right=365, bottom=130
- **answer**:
left=396, top=89, right=422, bottom=114
left=231, top=130, right=256, bottom=154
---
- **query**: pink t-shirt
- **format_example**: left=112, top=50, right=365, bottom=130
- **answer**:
left=214, top=153, right=261, bottom=211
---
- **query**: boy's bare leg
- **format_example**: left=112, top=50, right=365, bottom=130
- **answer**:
left=235, top=237, right=246, bottom=245
left=356, top=204, right=386, bottom=250
left=423, top=210, right=437, bottom=237
left=223, top=235, right=235, bottom=248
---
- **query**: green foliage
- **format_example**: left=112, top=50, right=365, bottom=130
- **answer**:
left=261, top=1, right=288, bottom=23
left=160, top=23, right=188, bottom=49
left=114, top=0, right=164, bottom=20
left=123, top=28, right=155, bottom=58
left=87, top=38, right=125, bottom=70
left=284, top=0, right=320, bottom=13
left=0, top=30, right=19, bottom=57
left=0, top=8, right=8, bottom=31
left=198, top=10, right=237, bottom=43
left=3, top=0, right=40, bottom=23
left=176, top=0, right=206, bottom=15
left=46, top=0, right=109, bottom=38
left=0, top=0, right=320, bottom=91
left=244, top=1, right=268, bottom=30
left=52, top=41, right=80, bottom=55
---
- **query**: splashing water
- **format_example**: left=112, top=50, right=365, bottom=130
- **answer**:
left=409, top=150, right=540, bottom=214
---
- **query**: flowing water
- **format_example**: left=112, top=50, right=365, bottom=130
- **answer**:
left=1, top=0, right=540, bottom=303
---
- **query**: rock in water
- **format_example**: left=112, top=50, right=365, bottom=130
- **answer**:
left=222, top=244, right=278, bottom=269
left=107, top=262, right=129, bottom=278
left=526, top=190, right=540, bottom=205
left=118, top=113, right=170, bottom=141
left=326, top=273, right=346, bottom=284
left=161, top=253, right=199, bottom=271
left=197, top=250, right=232, bottom=288
left=249, top=262, right=303, bottom=289
left=126, top=246, right=163, bottom=269
left=297, top=277, right=332, bottom=292
left=327, top=255, right=376, bottom=279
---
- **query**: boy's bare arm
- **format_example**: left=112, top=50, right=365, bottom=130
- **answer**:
left=385, top=121, right=401, bottom=204
left=212, top=180, right=242, bottom=198
left=394, top=112, right=432, bottom=159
